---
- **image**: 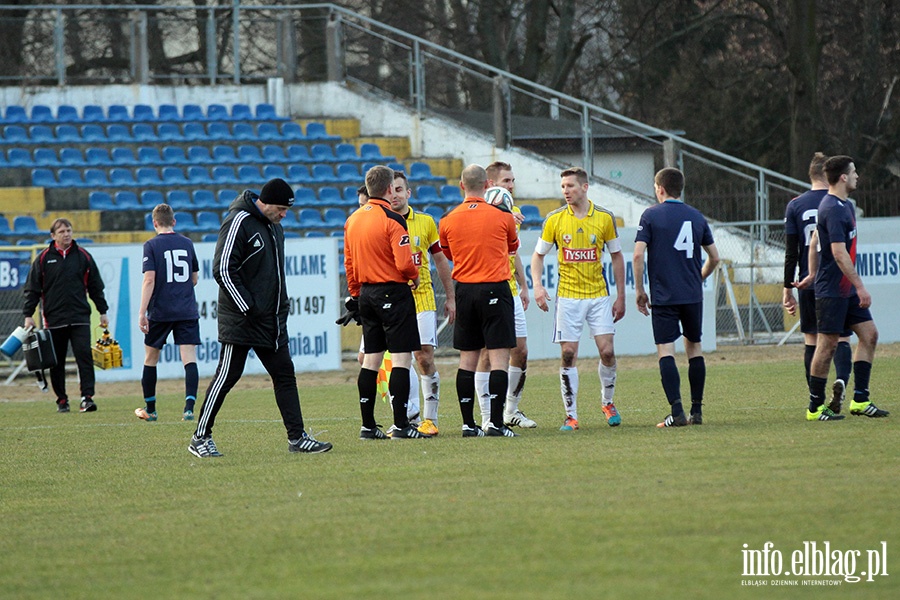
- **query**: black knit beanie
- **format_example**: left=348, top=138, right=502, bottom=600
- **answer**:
left=259, top=178, right=295, bottom=207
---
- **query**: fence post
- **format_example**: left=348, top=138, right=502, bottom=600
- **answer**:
left=206, top=8, right=217, bottom=84
left=581, top=106, right=593, bottom=175
left=54, top=9, right=65, bottom=86
left=278, top=12, right=296, bottom=83
left=663, top=138, right=680, bottom=168
left=232, top=0, right=240, bottom=84
left=325, top=15, right=343, bottom=82
left=131, top=11, right=149, bottom=84
left=492, top=75, right=510, bottom=149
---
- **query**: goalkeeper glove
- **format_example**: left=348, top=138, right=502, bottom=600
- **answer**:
left=335, top=296, right=361, bottom=326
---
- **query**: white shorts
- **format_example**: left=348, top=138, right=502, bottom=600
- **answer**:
left=513, top=292, right=527, bottom=338
left=359, top=310, right=438, bottom=353
left=552, top=296, right=615, bottom=343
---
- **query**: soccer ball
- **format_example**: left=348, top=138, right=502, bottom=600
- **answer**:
left=484, top=186, right=514, bottom=213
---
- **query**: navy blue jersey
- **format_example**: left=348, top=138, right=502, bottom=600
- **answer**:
left=814, top=194, right=857, bottom=299
left=635, top=200, right=714, bottom=305
left=783, top=188, right=827, bottom=280
left=142, top=232, right=200, bottom=321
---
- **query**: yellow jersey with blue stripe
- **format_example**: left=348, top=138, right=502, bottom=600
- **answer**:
left=406, top=207, right=440, bottom=312
left=539, top=202, right=619, bottom=298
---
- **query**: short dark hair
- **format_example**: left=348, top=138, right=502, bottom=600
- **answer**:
left=560, top=167, right=588, bottom=185
left=654, top=168, right=685, bottom=198
left=393, top=170, right=409, bottom=183
left=824, top=155, right=854, bottom=185
left=486, top=161, right=512, bottom=181
left=365, top=165, right=394, bottom=198
left=809, top=152, right=828, bottom=182
left=356, top=184, right=368, bottom=199
left=50, top=218, right=73, bottom=234
left=152, top=203, right=174, bottom=227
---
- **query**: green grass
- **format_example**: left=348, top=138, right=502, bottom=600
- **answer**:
left=1, top=350, right=898, bottom=599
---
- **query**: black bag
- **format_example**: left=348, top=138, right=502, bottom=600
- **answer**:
left=24, top=329, right=56, bottom=371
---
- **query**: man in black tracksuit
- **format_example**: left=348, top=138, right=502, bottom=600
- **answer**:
left=23, top=218, right=109, bottom=413
left=188, top=178, right=332, bottom=457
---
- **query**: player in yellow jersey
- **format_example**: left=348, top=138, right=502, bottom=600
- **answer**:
left=475, top=162, right=536, bottom=429
left=532, top=167, right=626, bottom=431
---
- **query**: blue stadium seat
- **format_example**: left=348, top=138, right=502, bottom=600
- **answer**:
left=31, top=168, right=57, bottom=187
left=232, top=123, right=255, bottom=140
left=133, top=104, right=155, bottom=122
left=335, top=143, right=360, bottom=161
left=0, top=215, right=11, bottom=234
left=112, top=147, right=139, bottom=166
left=141, top=190, right=164, bottom=207
left=212, top=166, right=239, bottom=184
left=2, top=125, right=29, bottom=143
left=342, top=186, right=359, bottom=204
left=318, top=187, right=342, bottom=204
left=194, top=190, right=219, bottom=209
left=293, top=188, right=317, bottom=206
left=287, top=165, right=312, bottom=184
left=162, top=167, right=189, bottom=185
left=298, top=208, right=326, bottom=228
left=56, top=125, right=81, bottom=143
left=57, top=105, right=79, bottom=122
left=236, top=145, right=262, bottom=163
left=157, top=123, right=183, bottom=141
left=305, top=230, right=326, bottom=237
left=415, top=185, right=439, bottom=203
left=59, top=148, right=85, bottom=166
left=519, top=204, right=543, bottom=226
left=423, top=205, right=444, bottom=223
left=83, top=168, right=110, bottom=188
left=110, top=168, right=137, bottom=187
left=85, top=148, right=113, bottom=166
left=30, top=105, right=53, bottom=123
left=187, top=166, right=213, bottom=184
left=82, top=105, right=106, bottom=122
left=32, top=148, right=60, bottom=167
left=115, top=191, right=141, bottom=210
left=215, top=190, right=238, bottom=207
left=88, top=191, right=115, bottom=210
left=262, top=145, right=288, bottom=163
left=359, top=143, right=388, bottom=161
left=305, top=122, right=339, bottom=140
left=238, top=165, right=265, bottom=185
left=57, top=168, right=84, bottom=188
left=262, top=165, right=287, bottom=181
left=106, top=124, right=132, bottom=142
left=182, top=122, right=208, bottom=141
left=174, top=211, right=199, bottom=232
left=5, top=148, right=30, bottom=166
left=310, top=144, right=336, bottom=162
left=281, top=122, right=306, bottom=140
left=143, top=213, right=154, bottom=230
left=13, top=216, right=41, bottom=235
left=182, top=104, right=204, bottom=121
left=136, top=147, right=162, bottom=165
left=388, top=162, right=406, bottom=173
left=81, top=124, right=107, bottom=142
left=107, top=105, right=130, bottom=122
left=440, top=184, right=463, bottom=204
left=157, top=104, right=180, bottom=121
left=231, top=104, right=252, bottom=120
left=287, top=144, right=312, bottom=162
left=408, top=162, right=435, bottom=181
left=256, top=103, right=287, bottom=120
left=283, top=231, right=301, bottom=239
left=311, top=164, right=338, bottom=183
left=188, top=146, right=214, bottom=164
left=195, top=211, right=221, bottom=232
left=29, top=125, right=55, bottom=143
left=206, top=104, right=228, bottom=120
left=132, top=123, right=158, bottom=142
left=162, top=146, right=189, bottom=165
left=257, top=122, right=281, bottom=141
left=136, top=167, right=163, bottom=186
left=4, top=106, right=27, bottom=123
left=206, top=122, right=231, bottom=141
left=280, top=210, right=300, bottom=230
left=201, top=233, right=219, bottom=242
left=166, top=190, right=192, bottom=210
left=323, top=207, right=346, bottom=228
left=336, top=163, right=362, bottom=182
left=210, top=145, right=238, bottom=164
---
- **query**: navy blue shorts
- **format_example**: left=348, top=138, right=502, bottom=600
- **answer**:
left=816, top=295, right=872, bottom=335
left=144, top=319, right=201, bottom=349
left=359, top=282, right=421, bottom=354
left=799, top=288, right=851, bottom=336
left=650, top=302, right=703, bottom=345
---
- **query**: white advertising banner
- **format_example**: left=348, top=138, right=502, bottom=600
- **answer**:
left=91, top=238, right=341, bottom=381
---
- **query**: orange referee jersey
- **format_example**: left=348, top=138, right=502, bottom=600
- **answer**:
left=439, top=197, right=519, bottom=283
left=344, top=198, right=418, bottom=297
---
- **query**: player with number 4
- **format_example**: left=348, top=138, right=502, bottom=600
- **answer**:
left=633, top=168, right=719, bottom=428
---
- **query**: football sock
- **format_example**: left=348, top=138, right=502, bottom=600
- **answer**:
left=475, top=370, right=490, bottom=425
left=421, top=371, right=440, bottom=423
left=852, top=361, right=872, bottom=402
left=688, top=356, right=706, bottom=406
left=358, top=368, right=379, bottom=429
left=834, top=341, right=852, bottom=384
left=505, top=366, right=525, bottom=415
left=659, top=356, right=681, bottom=406
left=142, top=365, right=157, bottom=401
left=560, top=367, right=579, bottom=419
left=599, top=362, right=617, bottom=404
left=488, top=370, right=509, bottom=427
left=456, top=369, right=477, bottom=427
left=184, top=396, right=196, bottom=412
left=803, top=344, right=816, bottom=385
left=407, top=365, right=420, bottom=421
left=808, top=375, right=827, bottom=411
left=145, top=397, right=156, bottom=414
left=388, top=367, right=411, bottom=428
left=184, top=362, right=199, bottom=404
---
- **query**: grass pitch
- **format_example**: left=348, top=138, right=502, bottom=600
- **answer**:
left=1, top=344, right=898, bottom=599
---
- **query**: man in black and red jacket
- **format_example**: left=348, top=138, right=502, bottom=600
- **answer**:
left=23, top=218, right=109, bottom=413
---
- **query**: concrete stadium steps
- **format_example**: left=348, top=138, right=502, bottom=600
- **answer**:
left=0, top=187, right=45, bottom=212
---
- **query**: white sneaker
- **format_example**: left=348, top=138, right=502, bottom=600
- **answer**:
left=504, top=410, right=537, bottom=428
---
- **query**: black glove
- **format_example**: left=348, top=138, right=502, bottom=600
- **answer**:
left=335, top=296, right=361, bottom=326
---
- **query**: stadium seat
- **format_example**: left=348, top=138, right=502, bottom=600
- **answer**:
left=335, top=163, right=362, bottom=183
left=182, top=122, right=208, bottom=141
left=423, top=205, right=444, bottom=223
left=174, top=211, right=199, bottom=232
left=132, top=123, right=158, bottom=142
left=201, top=233, right=219, bottom=242
left=415, top=185, right=439, bottom=203
left=287, top=145, right=312, bottom=162
left=83, top=168, right=110, bottom=188
left=188, top=146, right=214, bottom=164
left=293, top=188, right=317, bottom=206
left=107, top=105, right=130, bottom=122
left=13, top=216, right=41, bottom=235
left=115, top=191, right=141, bottom=210
left=206, top=104, right=229, bottom=120
left=305, top=230, right=326, bottom=237
left=194, top=190, right=219, bottom=209
left=262, top=165, right=287, bottom=181
left=206, top=122, right=231, bottom=141
left=133, top=104, right=155, bottom=122
left=4, top=106, right=27, bottom=123
left=182, top=104, right=204, bottom=121
left=136, top=167, right=163, bottom=186
left=440, top=184, right=463, bottom=203
left=29, top=125, right=55, bottom=143
left=519, top=204, right=543, bottom=226
left=157, top=104, right=180, bottom=121
left=359, top=143, right=388, bottom=161
left=59, top=148, right=85, bottom=166
left=4, top=148, right=30, bottom=166
left=81, top=124, right=107, bottom=142
left=141, top=190, right=164, bottom=207
left=298, top=208, right=326, bottom=228
left=342, top=186, right=360, bottom=204
left=257, top=122, right=281, bottom=141
left=85, top=148, right=113, bottom=166
left=231, top=104, right=252, bottom=120
left=136, top=146, right=162, bottom=165
left=112, top=147, right=139, bottom=166
left=55, top=125, right=81, bottom=143
left=32, top=148, right=60, bottom=167
left=408, top=162, right=435, bottom=181
left=82, top=105, right=106, bottom=122
left=318, top=187, right=342, bottom=205
left=280, top=210, right=300, bottom=230
left=287, top=165, right=312, bottom=184
left=30, top=105, right=53, bottom=123
left=236, top=145, right=262, bottom=163
left=311, top=164, right=338, bottom=183
left=144, top=213, right=154, bottom=230
left=166, top=190, right=192, bottom=210
left=106, top=124, right=132, bottom=142
left=212, top=166, right=239, bottom=184
left=305, top=122, right=339, bottom=140
left=162, top=146, right=189, bottom=165
left=57, top=168, right=84, bottom=188
left=2, top=125, right=29, bottom=143
left=195, top=211, right=221, bottom=232
left=57, top=105, right=79, bottom=122
left=0, top=215, right=11, bottom=235
left=162, top=166, right=189, bottom=185
left=281, top=122, right=306, bottom=140
left=215, top=190, right=238, bottom=207
left=157, top=123, right=183, bottom=141
left=214, top=145, right=241, bottom=164
left=31, top=168, right=57, bottom=187
left=322, top=207, right=346, bottom=228
left=238, top=165, right=265, bottom=185
left=88, top=191, right=115, bottom=210
left=187, top=166, right=213, bottom=184
left=262, top=145, right=288, bottom=163
left=310, top=144, right=336, bottom=162
left=110, top=168, right=137, bottom=187
left=256, top=103, right=287, bottom=120
left=232, top=123, right=255, bottom=140
left=335, top=143, right=361, bottom=161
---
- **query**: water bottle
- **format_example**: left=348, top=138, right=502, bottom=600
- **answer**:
left=1, top=326, right=33, bottom=358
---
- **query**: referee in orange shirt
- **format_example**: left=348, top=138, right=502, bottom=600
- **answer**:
left=344, top=165, right=431, bottom=440
left=439, top=164, right=520, bottom=437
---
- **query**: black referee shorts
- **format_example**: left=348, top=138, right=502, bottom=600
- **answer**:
left=453, top=281, right=515, bottom=351
left=359, top=282, right=421, bottom=354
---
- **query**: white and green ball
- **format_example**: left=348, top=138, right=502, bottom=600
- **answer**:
left=484, top=186, right=514, bottom=213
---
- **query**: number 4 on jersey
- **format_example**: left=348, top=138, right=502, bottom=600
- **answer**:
left=674, top=221, right=693, bottom=258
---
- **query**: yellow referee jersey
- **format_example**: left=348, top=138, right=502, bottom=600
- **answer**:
left=405, top=207, right=440, bottom=312
left=539, top=202, right=619, bottom=298
left=508, top=205, right=522, bottom=296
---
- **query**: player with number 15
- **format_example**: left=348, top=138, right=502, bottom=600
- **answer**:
left=633, top=168, right=719, bottom=428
